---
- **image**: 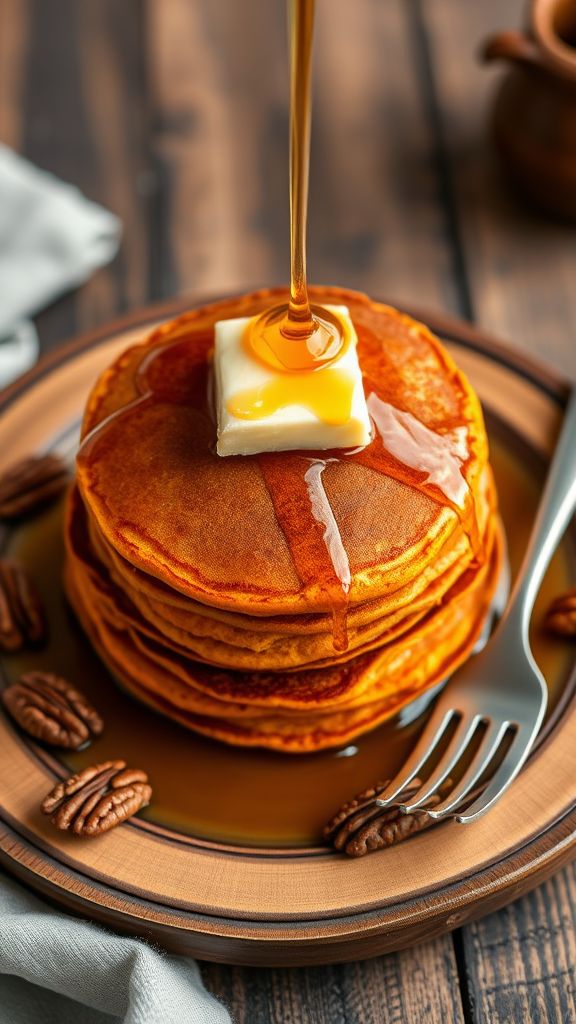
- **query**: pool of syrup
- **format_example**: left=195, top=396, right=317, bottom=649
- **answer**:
left=1, top=426, right=574, bottom=847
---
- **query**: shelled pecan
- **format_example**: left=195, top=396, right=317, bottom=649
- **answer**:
left=2, top=672, right=103, bottom=749
left=0, top=560, right=46, bottom=652
left=545, top=587, right=576, bottom=637
left=42, top=760, right=152, bottom=836
left=324, top=778, right=445, bottom=857
left=0, top=454, right=69, bottom=519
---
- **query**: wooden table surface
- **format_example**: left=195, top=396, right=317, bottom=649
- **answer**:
left=1, top=0, right=575, bottom=1020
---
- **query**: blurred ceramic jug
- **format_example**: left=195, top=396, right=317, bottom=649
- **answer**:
left=482, top=0, right=576, bottom=220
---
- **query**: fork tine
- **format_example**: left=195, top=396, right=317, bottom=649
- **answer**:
left=425, top=719, right=511, bottom=819
left=400, top=714, right=484, bottom=812
left=455, top=725, right=535, bottom=823
left=375, top=707, right=457, bottom=807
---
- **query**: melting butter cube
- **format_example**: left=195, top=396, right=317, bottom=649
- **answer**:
left=214, top=305, right=372, bottom=456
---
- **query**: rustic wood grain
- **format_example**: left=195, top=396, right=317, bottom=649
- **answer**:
left=146, top=0, right=464, bottom=313
left=460, top=867, right=576, bottom=1022
left=0, top=0, right=151, bottom=345
left=147, top=0, right=288, bottom=299
left=420, top=0, right=576, bottom=377
left=202, top=938, right=465, bottom=1024
left=309, top=0, right=461, bottom=312
left=0, top=0, right=28, bottom=151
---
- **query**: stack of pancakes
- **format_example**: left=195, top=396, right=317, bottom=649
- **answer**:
left=65, top=287, right=503, bottom=752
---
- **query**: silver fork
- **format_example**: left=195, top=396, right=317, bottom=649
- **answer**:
left=376, top=388, right=576, bottom=825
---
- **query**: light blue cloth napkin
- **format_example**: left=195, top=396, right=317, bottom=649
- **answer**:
left=0, top=143, right=121, bottom=387
left=0, top=873, right=231, bottom=1023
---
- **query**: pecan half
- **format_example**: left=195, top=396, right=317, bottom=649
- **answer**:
left=0, top=454, right=69, bottom=519
left=41, top=760, right=152, bottom=836
left=545, top=588, right=576, bottom=638
left=323, top=778, right=445, bottom=857
left=2, top=672, right=103, bottom=749
left=0, top=560, right=46, bottom=652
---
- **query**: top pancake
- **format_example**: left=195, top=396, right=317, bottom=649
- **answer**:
left=76, top=287, right=488, bottom=616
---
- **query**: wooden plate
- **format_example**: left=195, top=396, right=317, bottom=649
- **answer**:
left=0, top=299, right=575, bottom=967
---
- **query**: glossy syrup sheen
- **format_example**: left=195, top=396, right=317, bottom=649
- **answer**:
left=232, top=306, right=354, bottom=426
left=245, top=303, right=349, bottom=373
left=227, top=366, right=355, bottom=425
left=3, top=430, right=574, bottom=847
left=244, top=0, right=347, bottom=371
left=78, top=327, right=478, bottom=652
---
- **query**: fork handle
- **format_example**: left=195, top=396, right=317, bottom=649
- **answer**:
left=504, top=387, right=576, bottom=638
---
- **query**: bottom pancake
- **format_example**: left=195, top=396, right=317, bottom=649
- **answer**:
left=65, top=520, right=505, bottom=752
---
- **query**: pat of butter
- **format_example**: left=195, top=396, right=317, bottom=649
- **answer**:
left=214, top=305, right=372, bottom=457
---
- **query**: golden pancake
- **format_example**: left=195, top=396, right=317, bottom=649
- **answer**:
left=66, top=478, right=499, bottom=673
left=65, top=287, right=503, bottom=751
left=65, top=526, right=503, bottom=752
left=76, top=287, right=487, bottom=617
left=67, top=509, right=502, bottom=709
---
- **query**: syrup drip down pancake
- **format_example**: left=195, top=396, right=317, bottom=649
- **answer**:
left=66, top=287, right=504, bottom=752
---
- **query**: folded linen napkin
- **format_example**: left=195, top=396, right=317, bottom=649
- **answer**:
left=0, top=143, right=121, bottom=387
left=0, top=873, right=231, bottom=1024
left=0, top=147, right=232, bottom=1022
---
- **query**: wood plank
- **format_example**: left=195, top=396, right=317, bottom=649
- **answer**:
left=147, top=0, right=462, bottom=312
left=421, top=0, right=576, bottom=376
left=0, top=0, right=28, bottom=151
left=309, top=0, right=460, bottom=312
left=202, top=938, right=465, bottom=1024
left=459, top=866, right=576, bottom=1022
left=147, top=0, right=288, bottom=299
left=0, top=0, right=151, bottom=348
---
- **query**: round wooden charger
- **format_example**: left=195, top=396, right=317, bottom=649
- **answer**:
left=0, top=298, right=575, bottom=967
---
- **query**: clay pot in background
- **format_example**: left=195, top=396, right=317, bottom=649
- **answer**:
left=482, top=0, right=576, bottom=221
